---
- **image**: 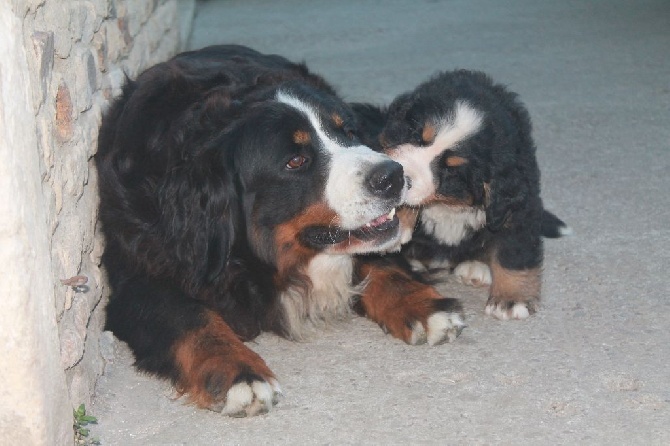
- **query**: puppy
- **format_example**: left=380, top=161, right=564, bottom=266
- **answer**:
left=353, top=69, right=569, bottom=320
left=96, top=46, right=464, bottom=417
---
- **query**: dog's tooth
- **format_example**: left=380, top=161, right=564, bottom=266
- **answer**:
left=388, top=208, right=396, bottom=219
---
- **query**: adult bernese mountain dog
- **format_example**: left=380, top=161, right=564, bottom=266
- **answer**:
left=353, top=69, right=569, bottom=321
left=96, top=45, right=465, bottom=417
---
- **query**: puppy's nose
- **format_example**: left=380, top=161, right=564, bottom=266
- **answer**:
left=366, top=160, right=405, bottom=199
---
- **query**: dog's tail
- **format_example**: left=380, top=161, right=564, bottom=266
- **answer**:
left=542, top=209, right=572, bottom=238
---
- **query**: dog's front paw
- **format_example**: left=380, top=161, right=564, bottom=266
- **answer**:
left=484, top=298, right=539, bottom=320
left=357, top=261, right=465, bottom=346
left=454, top=261, right=491, bottom=287
left=174, top=317, right=282, bottom=417
left=211, top=375, right=283, bottom=417
left=409, top=310, right=467, bottom=346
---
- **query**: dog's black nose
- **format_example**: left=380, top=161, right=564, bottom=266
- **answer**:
left=366, top=160, right=404, bottom=198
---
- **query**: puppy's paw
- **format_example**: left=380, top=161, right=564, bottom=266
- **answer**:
left=211, top=375, right=282, bottom=417
left=410, top=311, right=467, bottom=345
left=484, top=298, right=539, bottom=320
left=454, top=261, right=491, bottom=287
left=486, top=262, right=541, bottom=320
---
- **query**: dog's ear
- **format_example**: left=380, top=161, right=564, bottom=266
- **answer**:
left=158, top=150, right=239, bottom=290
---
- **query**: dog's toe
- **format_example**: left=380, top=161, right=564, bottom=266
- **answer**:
left=409, top=312, right=466, bottom=346
left=454, top=261, right=491, bottom=287
left=485, top=299, right=537, bottom=320
left=426, top=312, right=467, bottom=345
left=217, top=377, right=282, bottom=417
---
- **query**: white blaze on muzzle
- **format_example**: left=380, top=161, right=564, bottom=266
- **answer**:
left=391, top=100, right=484, bottom=206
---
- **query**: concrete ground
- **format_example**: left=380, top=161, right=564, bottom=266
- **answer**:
left=90, top=0, right=670, bottom=444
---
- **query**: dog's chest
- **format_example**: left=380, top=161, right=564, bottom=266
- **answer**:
left=420, top=205, right=486, bottom=246
left=280, top=253, right=354, bottom=339
left=306, top=253, right=354, bottom=308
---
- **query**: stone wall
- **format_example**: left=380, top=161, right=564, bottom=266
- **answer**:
left=0, top=1, right=193, bottom=444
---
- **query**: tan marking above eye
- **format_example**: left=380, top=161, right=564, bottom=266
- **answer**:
left=422, top=123, right=436, bottom=144
left=293, top=130, right=311, bottom=145
left=446, top=156, right=468, bottom=167
left=332, top=113, right=344, bottom=127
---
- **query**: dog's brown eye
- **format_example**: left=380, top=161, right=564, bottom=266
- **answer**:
left=286, top=155, right=308, bottom=169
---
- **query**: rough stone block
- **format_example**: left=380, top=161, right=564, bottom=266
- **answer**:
left=1, top=1, right=192, bottom=443
left=73, top=48, right=96, bottom=113
left=55, top=82, right=74, bottom=142
left=92, top=27, right=108, bottom=73
left=29, top=31, right=54, bottom=108
left=101, top=19, right=125, bottom=64
left=59, top=326, right=84, bottom=370
left=37, top=2, right=74, bottom=59
left=125, top=0, right=158, bottom=37
left=68, top=1, right=98, bottom=45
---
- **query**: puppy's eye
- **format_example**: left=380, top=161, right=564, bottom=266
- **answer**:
left=286, top=155, right=308, bottom=170
left=343, top=127, right=357, bottom=140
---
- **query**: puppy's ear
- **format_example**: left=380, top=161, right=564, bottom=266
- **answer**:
left=380, top=92, right=415, bottom=148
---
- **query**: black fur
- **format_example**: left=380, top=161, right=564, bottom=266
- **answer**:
left=353, top=70, right=568, bottom=317
left=96, top=45, right=408, bottom=384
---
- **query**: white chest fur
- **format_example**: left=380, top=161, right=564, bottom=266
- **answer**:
left=420, top=205, right=486, bottom=246
left=280, top=253, right=355, bottom=339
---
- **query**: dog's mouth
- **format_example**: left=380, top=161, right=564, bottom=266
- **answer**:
left=300, top=208, right=400, bottom=250
left=358, top=207, right=398, bottom=235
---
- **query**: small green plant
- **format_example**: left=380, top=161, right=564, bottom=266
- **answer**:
left=73, top=404, right=100, bottom=445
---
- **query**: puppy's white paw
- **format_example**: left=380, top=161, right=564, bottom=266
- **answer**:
left=454, top=261, right=491, bottom=287
left=409, top=312, right=466, bottom=345
left=485, top=301, right=535, bottom=320
left=219, top=378, right=282, bottom=417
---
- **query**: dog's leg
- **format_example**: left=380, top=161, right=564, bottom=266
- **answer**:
left=356, top=257, right=465, bottom=345
left=106, top=277, right=281, bottom=417
left=484, top=238, right=542, bottom=320
left=173, top=312, right=281, bottom=416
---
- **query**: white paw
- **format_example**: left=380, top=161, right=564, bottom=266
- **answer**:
left=410, top=312, right=466, bottom=346
left=485, top=301, right=532, bottom=320
left=409, top=320, right=427, bottom=345
left=426, top=312, right=467, bottom=345
left=454, top=261, right=491, bottom=287
left=221, top=378, right=282, bottom=417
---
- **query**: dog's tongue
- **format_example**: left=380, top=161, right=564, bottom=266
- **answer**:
left=365, top=208, right=396, bottom=228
